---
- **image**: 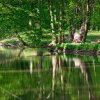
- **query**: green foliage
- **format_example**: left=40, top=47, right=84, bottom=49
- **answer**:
left=55, top=44, right=62, bottom=49
left=0, top=0, right=100, bottom=46
left=65, top=44, right=77, bottom=50
left=56, top=43, right=100, bottom=51
left=1, top=38, right=19, bottom=45
left=98, top=45, right=100, bottom=50
left=75, top=44, right=98, bottom=50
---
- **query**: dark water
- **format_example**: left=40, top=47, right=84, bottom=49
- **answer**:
left=0, top=47, right=100, bottom=100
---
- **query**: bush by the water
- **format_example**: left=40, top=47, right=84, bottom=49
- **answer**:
left=55, top=43, right=100, bottom=51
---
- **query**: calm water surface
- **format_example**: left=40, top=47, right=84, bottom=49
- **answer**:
left=0, top=47, right=100, bottom=100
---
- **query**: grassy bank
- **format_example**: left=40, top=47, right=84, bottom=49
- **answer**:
left=54, top=43, right=100, bottom=55
left=0, top=31, right=100, bottom=50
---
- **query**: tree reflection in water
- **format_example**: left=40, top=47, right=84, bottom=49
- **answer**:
left=73, top=57, right=99, bottom=100
left=0, top=48, right=100, bottom=100
left=50, top=54, right=100, bottom=100
left=52, top=55, right=57, bottom=99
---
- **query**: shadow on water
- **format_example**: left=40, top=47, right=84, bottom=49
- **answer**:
left=0, top=48, right=100, bottom=100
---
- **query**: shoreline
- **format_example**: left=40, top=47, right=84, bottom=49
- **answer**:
left=52, top=49, right=100, bottom=56
left=49, top=43, right=100, bottom=56
left=0, top=42, right=100, bottom=56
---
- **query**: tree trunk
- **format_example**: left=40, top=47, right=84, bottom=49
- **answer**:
left=29, top=16, right=32, bottom=29
left=80, top=0, right=95, bottom=43
left=81, top=20, right=90, bottom=43
left=69, top=27, right=76, bottom=42
left=29, top=1, right=33, bottom=30
left=15, top=30, right=29, bottom=46
left=48, top=0, right=56, bottom=44
left=81, top=0, right=90, bottom=43
left=58, top=0, right=64, bottom=44
left=38, top=0, right=42, bottom=36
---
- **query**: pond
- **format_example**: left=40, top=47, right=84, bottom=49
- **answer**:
left=0, top=47, right=100, bottom=100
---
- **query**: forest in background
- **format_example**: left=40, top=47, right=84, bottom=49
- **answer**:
left=0, top=0, right=100, bottom=47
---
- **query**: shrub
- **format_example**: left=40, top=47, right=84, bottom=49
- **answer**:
left=55, top=43, right=99, bottom=53
left=98, top=45, right=100, bottom=50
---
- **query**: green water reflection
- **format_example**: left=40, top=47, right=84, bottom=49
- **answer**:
left=0, top=48, right=100, bottom=100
